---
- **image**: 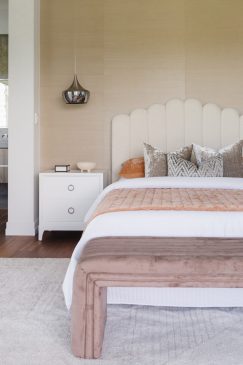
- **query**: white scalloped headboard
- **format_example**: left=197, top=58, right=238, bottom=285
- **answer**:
left=112, top=98, right=243, bottom=181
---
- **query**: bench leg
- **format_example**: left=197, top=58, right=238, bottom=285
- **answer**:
left=71, top=267, right=88, bottom=358
left=71, top=268, right=107, bottom=359
left=84, top=275, right=96, bottom=358
left=94, top=285, right=107, bottom=358
left=85, top=278, right=107, bottom=358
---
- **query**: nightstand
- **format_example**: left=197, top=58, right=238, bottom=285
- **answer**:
left=38, top=170, right=106, bottom=241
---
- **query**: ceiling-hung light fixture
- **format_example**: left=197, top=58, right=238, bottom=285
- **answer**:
left=62, top=0, right=90, bottom=104
left=63, top=73, right=90, bottom=104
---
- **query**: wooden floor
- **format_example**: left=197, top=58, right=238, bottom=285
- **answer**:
left=0, top=210, right=81, bottom=258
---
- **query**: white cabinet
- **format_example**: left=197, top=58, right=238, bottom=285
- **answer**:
left=38, top=170, right=105, bottom=241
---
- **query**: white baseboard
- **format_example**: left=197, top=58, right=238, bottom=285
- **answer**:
left=5, top=220, right=38, bottom=236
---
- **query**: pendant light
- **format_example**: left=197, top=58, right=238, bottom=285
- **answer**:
left=62, top=0, right=90, bottom=104
left=63, top=73, right=90, bottom=104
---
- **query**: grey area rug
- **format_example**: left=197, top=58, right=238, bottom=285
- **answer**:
left=0, top=259, right=243, bottom=365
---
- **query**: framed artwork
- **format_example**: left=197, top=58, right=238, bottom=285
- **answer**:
left=0, top=35, right=8, bottom=80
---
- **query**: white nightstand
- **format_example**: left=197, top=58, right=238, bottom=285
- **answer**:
left=38, top=170, right=106, bottom=241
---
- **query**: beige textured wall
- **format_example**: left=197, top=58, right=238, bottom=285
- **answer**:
left=185, top=0, right=243, bottom=108
left=40, top=0, right=243, bottom=178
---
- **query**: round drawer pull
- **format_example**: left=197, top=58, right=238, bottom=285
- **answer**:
left=68, top=184, right=75, bottom=191
left=68, top=207, right=75, bottom=214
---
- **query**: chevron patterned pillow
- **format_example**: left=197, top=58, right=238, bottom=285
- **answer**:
left=192, top=141, right=243, bottom=177
left=168, top=153, right=223, bottom=177
left=144, top=143, right=192, bottom=177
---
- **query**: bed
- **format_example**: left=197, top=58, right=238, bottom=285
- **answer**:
left=63, top=98, right=243, bottom=310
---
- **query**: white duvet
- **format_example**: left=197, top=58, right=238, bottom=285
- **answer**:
left=63, top=177, right=243, bottom=310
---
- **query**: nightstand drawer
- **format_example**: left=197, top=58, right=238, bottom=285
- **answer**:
left=43, top=175, right=101, bottom=199
left=43, top=198, right=94, bottom=223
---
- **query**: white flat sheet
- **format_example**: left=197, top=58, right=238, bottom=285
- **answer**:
left=63, top=177, right=243, bottom=310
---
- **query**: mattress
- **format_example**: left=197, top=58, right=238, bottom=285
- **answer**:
left=63, top=176, right=243, bottom=310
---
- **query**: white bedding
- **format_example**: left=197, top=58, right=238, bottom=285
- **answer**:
left=63, top=177, right=243, bottom=310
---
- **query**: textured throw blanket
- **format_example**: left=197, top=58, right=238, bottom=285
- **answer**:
left=89, top=188, right=243, bottom=222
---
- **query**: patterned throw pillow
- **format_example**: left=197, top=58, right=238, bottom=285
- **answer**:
left=168, top=153, right=223, bottom=177
left=192, top=141, right=243, bottom=177
left=144, top=143, right=192, bottom=177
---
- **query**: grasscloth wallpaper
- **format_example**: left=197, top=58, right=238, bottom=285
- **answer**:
left=40, top=0, right=243, bottom=179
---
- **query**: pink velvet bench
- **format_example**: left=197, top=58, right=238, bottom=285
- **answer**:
left=71, top=236, right=243, bottom=359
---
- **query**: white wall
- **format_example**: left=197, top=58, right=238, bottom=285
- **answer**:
left=6, top=0, right=39, bottom=235
left=0, top=0, right=8, bottom=183
left=0, top=0, right=8, bottom=34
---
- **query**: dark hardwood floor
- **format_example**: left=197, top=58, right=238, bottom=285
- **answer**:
left=0, top=211, right=80, bottom=258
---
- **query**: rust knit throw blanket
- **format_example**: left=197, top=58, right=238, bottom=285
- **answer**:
left=89, top=188, right=243, bottom=222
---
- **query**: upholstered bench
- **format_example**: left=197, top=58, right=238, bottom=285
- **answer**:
left=71, top=236, right=243, bottom=359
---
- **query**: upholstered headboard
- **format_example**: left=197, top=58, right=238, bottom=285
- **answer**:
left=111, top=98, right=243, bottom=181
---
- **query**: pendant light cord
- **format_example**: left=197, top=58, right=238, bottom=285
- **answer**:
left=73, top=0, right=77, bottom=75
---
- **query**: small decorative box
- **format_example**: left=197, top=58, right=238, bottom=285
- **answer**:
left=55, top=164, right=70, bottom=172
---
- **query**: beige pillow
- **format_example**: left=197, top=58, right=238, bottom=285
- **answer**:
left=144, top=143, right=192, bottom=177
left=144, top=143, right=167, bottom=177
left=119, top=157, right=145, bottom=178
left=192, top=141, right=243, bottom=177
